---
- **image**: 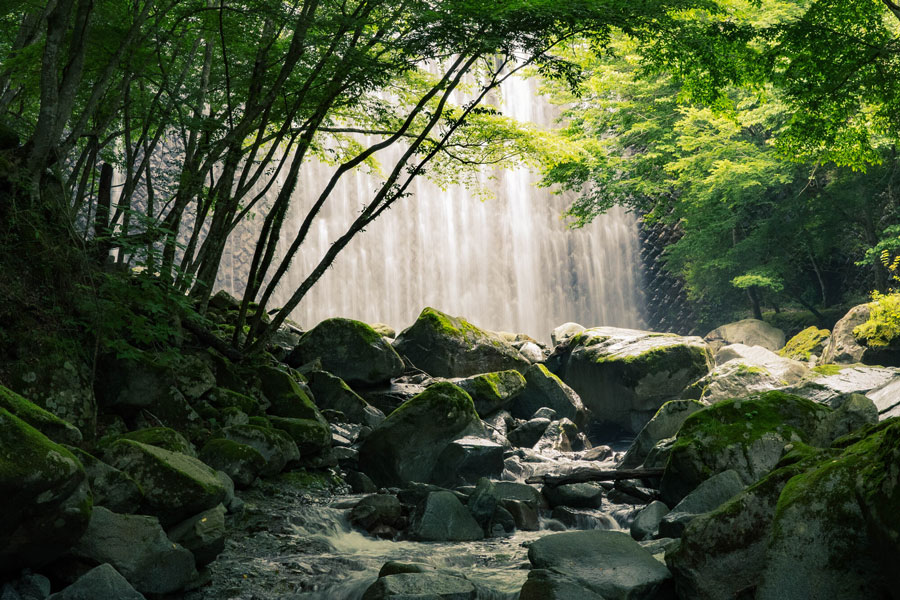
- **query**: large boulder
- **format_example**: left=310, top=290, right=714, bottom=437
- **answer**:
left=167, top=504, right=227, bottom=567
left=822, top=303, right=870, bottom=364
left=358, top=382, right=483, bottom=487
left=393, top=307, right=530, bottom=378
left=0, top=408, right=92, bottom=572
left=70, top=507, right=196, bottom=595
left=455, top=370, right=526, bottom=417
left=686, top=344, right=810, bottom=403
left=659, top=391, right=831, bottom=505
left=778, top=326, right=831, bottom=362
left=620, top=399, right=705, bottom=469
left=704, top=318, right=785, bottom=352
left=198, top=438, right=266, bottom=488
left=657, top=469, right=745, bottom=538
left=785, top=364, right=898, bottom=408
left=305, top=370, right=385, bottom=427
left=559, top=327, right=713, bottom=433
left=362, top=572, right=476, bottom=600
left=286, top=318, right=404, bottom=385
left=408, top=491, right=484, bottom=541
left=256, top=365, right=326, bottom=424
left=67, top=447, right=143, bottom=514
left=46, top=564, right=146, bottom=600
left=269, top=415, right=331, bottom=456
left=430, top=435, right=505, bottom=487
left=103, top=439, right=226, bottom=526
left=106, top=426, right=196, bottom=457
left=526, top=530, right=673, bottom=600
left=0, top=385, right=82, bottom=445
left=509, top=364, right=588, bottom=427
left=217, top=424, right=299, bottom=477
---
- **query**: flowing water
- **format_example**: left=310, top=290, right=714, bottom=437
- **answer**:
left=217, top=75, right=643, bottom=342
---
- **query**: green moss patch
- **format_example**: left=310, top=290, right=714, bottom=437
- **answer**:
left=0, top=385, right=82, bottom=445
left=779, top=326, right=831, bottom=361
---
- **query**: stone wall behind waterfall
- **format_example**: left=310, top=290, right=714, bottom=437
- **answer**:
left=216, top=76, right=644, bottom=343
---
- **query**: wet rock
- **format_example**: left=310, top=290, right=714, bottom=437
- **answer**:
left=507, top=417, right=550, bottom=448
left=454, top=370, right=526, bottom=417
left=580, top=445, right=614, bottom=461
left=218, top=424, right=299, bottom=477
left=362, top=572, right=476, bottom=599
left=103, top=439, right=226, bottom=526
left=71, top=507, right=196, bottom=595
left=620, top=399, right=705, bottom=469
left=502, top=499, right=540, bottom=531
left=393, top=307, right=529, bottom=378
left=345, top=470, right=377, bottom=494
left=408, top=491, right=483, bottom=541
left=631, top=500, right=669, bottom=541
left=286, top=318, right=404, bottom=385
left=350, top=494, right=402, bottom=532
left=0, top=386, right=82, bottom=445
left=704, top=319, right=785, bottom=353
left=167, top=504, right=227, bottom=567
left=527, top=530, right=673, bottom=599
left=67, top=446, right=143, bottom=514
left=543, top=482, right=604, bottom=509
left=660, top=391, right=831, bottom=505
left=510, top=364, right=588, bottom=428
left=520, top=569, right=606, bottom=600
left=46, top=564, right=145, bottom=600
left=431, top=435, right=505, bottom=487
left=305, top=370, right=385, bottom=427
left=466, top=478, right=500, bottom=532
left=0, top=408, right=91, bottom=572
left=657, top=470, right=745, bottom=538
left=358, top=382, right=483, bottom=487
left=198, top=438, right=265, bottom=488
left=560, top=327, right=712, bottom=434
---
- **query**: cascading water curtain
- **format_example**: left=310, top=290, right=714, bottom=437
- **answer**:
left=218, top=75, right=644, bottom=343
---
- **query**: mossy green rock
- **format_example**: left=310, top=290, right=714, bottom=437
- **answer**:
left=257, top=365, right=326, bottom=425
left=358, top=382, right=484, bottom=487
left=219, top=424, right=299, bottom=476
left=205, top=386, right=262, bottom=416
left=660, top=391, right=831, bottom=505
left=269, top=415, right=331, bottom=455
left=105, top=427, right=196, bottom=457
left=393, top=307, right=530, bottom=378
left=306, top=370, right=385, bottom=427
left=287, top=317, right=404, bottom=385
left=0, top=385, right=82, bottom=445
left=0, top=408, right=92, bottom=572
left=198, top=438, right=265, bottom=488
left=103, top=439, right=226, bottom=526
left=456, top=369, right=527, bottom=417
left=779, top=326, right=831, bottom=361
left=560, top=327, right=713, bottom=434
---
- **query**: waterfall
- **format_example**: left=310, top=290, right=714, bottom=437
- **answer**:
left=218, top=75, right=644, bottom=342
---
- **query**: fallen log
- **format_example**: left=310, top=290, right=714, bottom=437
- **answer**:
left=525, top=467, right=664, bottom=487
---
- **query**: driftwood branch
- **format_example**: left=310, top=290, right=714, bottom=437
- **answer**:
left=526, top=467, right=664, bottom=487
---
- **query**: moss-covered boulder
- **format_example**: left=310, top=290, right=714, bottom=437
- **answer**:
left=509, top=364, right=587, bottom=427
left=393, top=307, right=530, bottom=378
left=305, top=370, right=385, bottom=427
left=755, top=419, right=900, bottom=599
left=358, top=382, right=484, bottom=487
left=703, top=318, right=786, bottom=352
left=559, top=327, right=713, bottom=434
left=685, top=344, right=810, bottom=403
left=620, top=399, right=705, bottom=469
left=198, top=438, right=266, bottom=488
left=269, top=415, right=331, bottom=456
left=0, top=385, right=82, bottom=445
left=103, top=439, right=226, bottom=526
left=455, top=370, right=527, bottom=417
left=286, top=317, right=404, bottom=385
left=67, top=446, right=143, bottom=514
left=205, top=386, right=263, bottom=416
left=660, top=391, right=831, bottom=505
left=784, top=364, right=898, bottom=408
left=104, top=427, right=196, bottom=457
left=257, top=365, right=326, bottom=423
left=0, top=408, right=92, bottom=572
left=218, top=424, right=299, bottom=476
left=779, top=326, right=831, bottom=362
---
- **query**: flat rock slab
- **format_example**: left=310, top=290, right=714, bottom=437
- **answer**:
left=362, top=572, right=476, bottom=599
left=527, top=530, right=672, bottom=600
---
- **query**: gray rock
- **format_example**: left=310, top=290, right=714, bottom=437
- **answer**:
left=350, top=494, right=402, bottom=531
left=71, top=507, right=196, bottom=595
left=46, top=564, right=145, bottom=600
left=822, top=303, right=869, bottom=364
left=362, top=572, right=476, bottom=599
left=785, top=365, right=898, bottom=407
left=620, top=400, right=705, bottom=469
left=466, top=478, right=499, bottom=531
left=704, top=319, right=785, bottom=352
left=867, top=376, right=900, bottom=419
left=551, top=322, right=586, bottom=347
left=166, top=504, right=227, bottom=567
left=286, top=318, right=404, bottom=385
left=431, top=435, right=505, bottom=487
left=813, top=393, right=878, bottom=444
left=534, top=418, right=586, bottom=453
left=685, top=344, right=811, bottom=402
left=519, top=342, right=546, bottom=364
left=7, top=571, right=50, bottom=600
left=393, top=308, right=530, bottom=378
left=67, top=447, right=143, bottom=514
left=510, top=364, right=588, bottom=428
left=454, top=370, right=526, bottom=417
left=630, top=500, right=669, bottom=541
left=358, top=382, right=483, bottom=487
left=560, top=327, right=712, bottom=434
left=527, top=530, right=673, bottom=600
left=543, top=482, right=604, bottom=509
left=198, top=438, right=265, bottom=488
left=520, top=569, right=607, bottom=600
left=345, top=470, right=377, bottom=494
left=0, top=386, right=83, bottom=445
left=507, top=417, right=551, bottom=448
left=658, top=470, right=745, bottom=538
left=218, top=424, right=299, bottom=477
left=305, top=370, right=385, bottom=427
left=409, top=491, right=484, bottom=541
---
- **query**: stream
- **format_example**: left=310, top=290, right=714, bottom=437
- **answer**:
left=187, top=439, right=646, bottom=600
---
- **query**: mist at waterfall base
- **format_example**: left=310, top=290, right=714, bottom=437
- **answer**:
left=216, top=77, right=644, bottom=342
